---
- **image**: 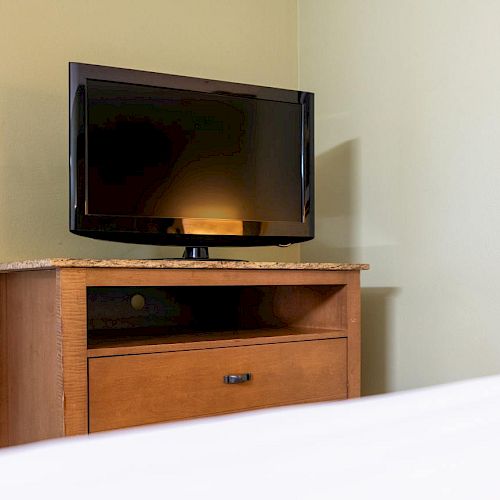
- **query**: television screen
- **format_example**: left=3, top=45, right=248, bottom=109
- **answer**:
left=69, top=63, right=314, bottom=251
left=86, top=80, right=303, bottom=223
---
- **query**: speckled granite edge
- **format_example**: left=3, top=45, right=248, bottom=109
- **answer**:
left=0, top=258, right=369, bottom=272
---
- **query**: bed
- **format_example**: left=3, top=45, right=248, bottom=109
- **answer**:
left=1, top=374, right=499, bottom=499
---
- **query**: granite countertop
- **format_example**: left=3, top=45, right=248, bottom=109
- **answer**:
left=0, top=258, right=369, bottom=272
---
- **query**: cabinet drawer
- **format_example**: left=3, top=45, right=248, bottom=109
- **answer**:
left=88, top=338, right=347, bottom=432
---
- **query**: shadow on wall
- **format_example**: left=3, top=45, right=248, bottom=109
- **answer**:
left=361, top=287, right=400, bottom=395
left=301, top=140, right=397, bottom=395
left=302, top=139, right=360, bottom=263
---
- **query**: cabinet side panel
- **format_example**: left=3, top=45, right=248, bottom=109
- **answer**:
left=346, top=272, right=361, bottom=397
left=6, top=271, right=64, bottom=445
left=0, top=275, right=8, bottom=446
left=270, top=285, right=347, bottom=330
left=58, top=269, right=88, bottom=435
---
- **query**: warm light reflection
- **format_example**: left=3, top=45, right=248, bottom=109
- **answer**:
left=145, top=161, right=245, bottom=220
left=181, top=219, right=244, bottom=235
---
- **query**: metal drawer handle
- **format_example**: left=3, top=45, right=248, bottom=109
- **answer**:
left=223, top=373, right=252, bottom=384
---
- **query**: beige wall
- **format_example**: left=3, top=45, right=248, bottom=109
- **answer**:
left=299, top=1, right=500, bottom=393
left=0, top=0, right=299, bottom=262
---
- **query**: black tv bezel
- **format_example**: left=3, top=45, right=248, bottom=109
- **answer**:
left=69, top=62, right=314, bottom=247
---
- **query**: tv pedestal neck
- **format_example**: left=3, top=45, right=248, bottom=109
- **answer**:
left=178, top=247, right=247, bottom=261
left=0, top=258, right=368, bottom=447
left=182, top=246, right=209, bottom=260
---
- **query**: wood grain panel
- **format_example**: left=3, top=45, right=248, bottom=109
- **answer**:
left=346, top=273, right=361, bottom=397
left=4, top=271, right=63, bottom=445
left=87, top=327, right=346, bottom=357
left=89, top=338, right=347, bottom=432
left=0, top=275, right=7, bottom=446
left=234, top=285, right=345, bottom=330
left=85, top=268, right=355, bottom=287
left=58, top=269, right=88, bottom=436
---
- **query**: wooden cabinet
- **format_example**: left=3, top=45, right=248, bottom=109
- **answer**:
left=0, top=259, right=368, bottom=446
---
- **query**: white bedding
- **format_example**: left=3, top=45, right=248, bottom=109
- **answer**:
left=1, top=375, right=500, bottom=499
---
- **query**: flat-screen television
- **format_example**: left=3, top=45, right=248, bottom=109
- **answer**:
left=69, top=62, right=314, bottom=258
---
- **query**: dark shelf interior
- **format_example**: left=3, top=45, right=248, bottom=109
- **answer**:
left=87, top=284, right=347, bottom=351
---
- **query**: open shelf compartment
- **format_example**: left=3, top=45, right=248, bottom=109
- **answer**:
left=87, top=284, right=347, bottom=356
